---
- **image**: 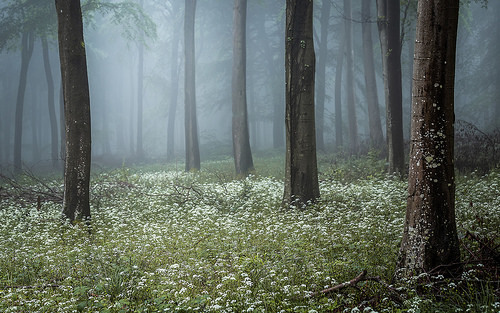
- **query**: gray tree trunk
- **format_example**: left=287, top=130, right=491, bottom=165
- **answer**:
left=184, top=0, right=200, bottom=171
left=13, top=31, right=34, bottom=173
left=361, top=0, right=384, bottom=150
left=136, top=0, right=144, bottom=160
left=334, top=33, right=344, bottom=149
left=344, top=0, right=358, bottom=154
left=283, top=0, right=319, bottom=207
left=315, top=0, right=331, bottom=152
left=166, top=16, right=180, bottom=161
left=377, top=0, right=405, bottom=174
left=397, top=0, right=460, bottom=278
left=232, top=0, right=254, bottom=176
left=55, top=0, right=92, bottom=222
left=42, top=36, right=59, bottom=169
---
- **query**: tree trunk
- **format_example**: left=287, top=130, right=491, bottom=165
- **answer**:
left=59, top=81, right=65, bottom=165
left=315, top=0, right=331, bottom=152
left=335, top=33, right=344, bottom=149
left=42, top=36, right=59, bottom=169
left=166, top=25, right=180, bottom=161
left=397, top=0, right=460, bottom=278
left=184, top=0, right=200, bottom=171
left=344, top=0, right=358, bottom=154
left=13, top=31, right=34, bottom=173
left=283, top=0, right=320, bottom=207
left=232, top=0, right=254, bottom=176
left=135, top=0, right=145, bottom=160
left=377, top=0, right=405, bottom=174
left=55, top=0, right=92, bottom=222
left=361, top=0, right=384, bottom=150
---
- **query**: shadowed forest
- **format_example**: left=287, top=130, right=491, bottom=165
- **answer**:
left=0, top=0, right=499, bottom=312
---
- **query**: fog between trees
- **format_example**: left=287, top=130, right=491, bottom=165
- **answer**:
left=0, top=0, right=498, bottom=169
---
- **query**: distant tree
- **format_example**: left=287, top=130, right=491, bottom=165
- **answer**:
left=13, top=30, right=34, bottom=173
left=55, top=0, right=92, bottom=222
left=334, top=33, right=344, bottom=149
left=184, top=0, right=200, bottom=171
left=343, top=0, right=358, bottom=154
left=361, top=0, right=384, bottom=150
left=41, top=36, right=59, bottom=169
left=315, top=0, right=331, bottom=152
left=377, top=0, right=405, bottom=174
left=397, top=0, right=461, bottom=277
left=283, top=0, right=319, bottom=207
left=232, top=0, right=254, bottom=176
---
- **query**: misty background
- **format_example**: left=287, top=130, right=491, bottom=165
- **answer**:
left=0, top=0, right=498, bottom=170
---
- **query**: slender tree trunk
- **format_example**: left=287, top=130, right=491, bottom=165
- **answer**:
left=344, top=0, right=358, bottom=154
left=315, top=0, right=331, bottom=152
left=335, top=34, right=344, bottom=149
left=167, top=18, right=181, bottom=161
left=397, top=0, right=460, bottom=278
left=184, top=0, right=200, bottom=171
left=13, top=31, right=35, bottom=173
left=31, top=87, right=40, bottom=163
left=361, top=0, right=384, bottom=150
left=377, top=0, right=405, bottom=174
left=232, top=0, right=254, bottom=176
left=42, top=37, right=59, bottom=169
left=283, top=0, right=319, bottom=207
left=136, top=0, right=145, bottom=160
left=55, top=0, right=92, bottom=222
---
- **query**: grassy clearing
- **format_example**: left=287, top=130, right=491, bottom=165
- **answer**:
left=0, top=155, right=498, bottom=312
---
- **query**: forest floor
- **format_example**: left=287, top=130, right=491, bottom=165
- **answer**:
left=0, top=153, right=499, bottom=312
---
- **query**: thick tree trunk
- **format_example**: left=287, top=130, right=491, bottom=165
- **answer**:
left=343, top=0, right=358, bottom=154
left=13, top=31, right=34, bottom=173
left=397, top=0, right=460, bottom=278
left=232, top=0, right=254, bottom=176
left=55, top=0, right=92, bottom=222
left=334, top=34, right=344, bottom=149
left=361, top=0, right=384, bottom=150
left=41, top=37, right=59, bottom=169
left=166, top=27, right=180, bottom=161
left=283, top=0, right=319, bottom=207
left=315, top=0, right=331, bottom=152
left=377, top=0, right=405, bottom=174
left=184, top=0, right=200, bottom=171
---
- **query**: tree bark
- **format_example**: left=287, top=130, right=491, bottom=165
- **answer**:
left=377, top=0, right=405, bottom=174
left=315, top=0, right=331, bottom=152
left=361, top=0, right=384, bottom=150
left=184, top=0, right=200, bottom=171
left=283, top=0, right=320, bottom=207
left=13, top=31, right=34, bottom=173
left=344, top=0, right=358, bottom=154
left=41, top=36, right=59, bottom=169
left=397, top=0, right=460, bottom=278
left=232, top=0, right=254, bottom=176
left=166, top=15, right=180, bottom=161
left=334, top=33, right=344, bottom=149
left=55, top=0, right=92, bottom=222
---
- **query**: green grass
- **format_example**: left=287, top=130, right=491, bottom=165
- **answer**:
left=0, top=155, right=498, bottom=312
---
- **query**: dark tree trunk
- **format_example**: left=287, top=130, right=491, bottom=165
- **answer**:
left=166, top=26, right=180, bottom=161
left=30, top=88, right=40, bottom=163
left=344, top=0, right=358, bottom=154
left=59, top=81, right=65, bottom=164
left=315, top=0, right=331, bottom=152
left=377, top=0, right=405, bottom=174
left=42, top=36, right=59, bottom=169
left=232, top=0, right=254, bottom=176
left=397, top=0, right=460, bottom=278
left=283, top=0, right=320, bottom=207
left=334, top=34, right=344, bottom=149
left=361, top=0, right=384, bottom=150
left=13, top=31, right=34, bottom=173
left=55, top=0, right=92, bottom=222
left=184, top=0, right=200, bottom=171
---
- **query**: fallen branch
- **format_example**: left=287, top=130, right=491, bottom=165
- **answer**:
left=312, top=270, right=367, bottom=296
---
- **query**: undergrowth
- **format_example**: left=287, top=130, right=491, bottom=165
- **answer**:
left=0, top=155, right=498, bottom=312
